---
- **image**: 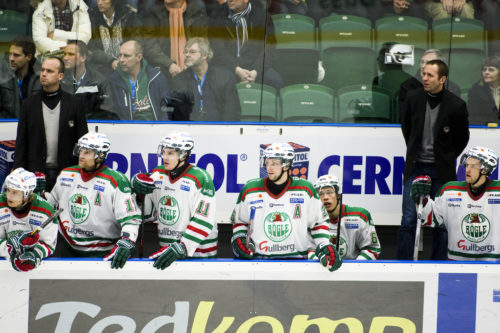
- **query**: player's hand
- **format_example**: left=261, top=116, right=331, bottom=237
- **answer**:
left=149, top=242, right=187, bottom=270
left=231, top=236, right=255, bottom=260
left=316, top=243, right=342, bottom=272
left=103, top=237, right=136, bottom=269
left=11, top=250, right=41, bottom=272
left=34, top=172, right=46, bottom=195
left=131, top=173, right=155, bottom=195
left=411, top=175, right=431, bottom=204
left=7, top=230, right=40, bottom=256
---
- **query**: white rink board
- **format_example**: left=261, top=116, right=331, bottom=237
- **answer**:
left=1, top=121, right=499, bottom=226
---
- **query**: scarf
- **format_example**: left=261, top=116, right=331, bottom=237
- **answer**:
left=41, top=87, right=62, bottom=109
left=167, top=1, right=187, bottom=70
left=229, top=2, right=252, bottom=58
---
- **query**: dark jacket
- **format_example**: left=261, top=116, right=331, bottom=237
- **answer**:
left=209, top=2, right=276, bottom=72
left=401, top=88, right=469, bottom=184
left=108, top=62, right=170, bottom=120
left=13, top=90, right=88, bottom=173
left=142, top=1, right=208, bottom=76
left=88, top=4, right=141, bottom=75
left=0, top=65, right=41, bottom=118
left=171, top=64, right=241, bottom=121
left=467, top=80, right=500, bottom=125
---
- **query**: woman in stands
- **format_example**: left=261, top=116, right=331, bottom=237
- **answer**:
left=468, top=56, right=500, bottom=126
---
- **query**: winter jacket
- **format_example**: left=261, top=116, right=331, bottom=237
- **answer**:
left=0, top=63, right=41, bottom=118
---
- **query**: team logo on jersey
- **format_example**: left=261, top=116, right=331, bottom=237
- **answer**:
left=330, top=235, right=348, bottom=258
left=158, top=195, right=180, bottom=226
left=461, top=213, right=490, bottom=243
left=69, top=193, right=91, bottom=224
left=263, top=212, right=292, bottom=242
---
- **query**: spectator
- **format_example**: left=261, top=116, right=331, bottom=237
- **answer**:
left=171, top=37, right=241, bottom=121
left=13, top=56, right=88, bottom=191
left=88, top=0, right=141, bottom=76
left=32, top=0, right=92, bottom=56
left=398, top=59, right=469, bottom=260
left=423, top=0, right=474, bottom=20
left=209, top=0, right=283, bottom=91
left=61, top=40, right=117, bottom=119
left=108, top=40, right=170, bottom=120
left=467, top=56, right=500, bottom=126
left=0, top=37, right=41, bottom=118
left=392, top=0, right=430, bottom=22
left=142, top=0, right=208, bottom=79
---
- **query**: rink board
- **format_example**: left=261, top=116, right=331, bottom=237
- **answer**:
left=1, top=259, right=500, bottom=333
left=1, top=121, right=499, bottom=226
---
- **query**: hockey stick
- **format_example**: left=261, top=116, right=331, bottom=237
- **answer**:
left=29, top=208, right=64, bottom=236
left=138, top=195, right=145, bottom=258
left=336, top=193, right=343, bottom=251
left=413, top=195, right=424, bottom=261
left=246, top=206, right=256, bottom=250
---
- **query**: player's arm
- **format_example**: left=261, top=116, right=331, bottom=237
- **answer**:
left=355, top=211, right=381, bottom=260
left=31, top=198, right=58, bottom=260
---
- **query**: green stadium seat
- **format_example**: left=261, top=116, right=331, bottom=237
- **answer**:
left=319, top=14, right=372, bottom=55
left=272, top=14, right=316, bottom=50
left=237, top=83, right=278, bottom=122
left=432, top=17, right=486, bottom=51
left=337, top=84, right=393, bottom=123
left=446, top=49, right=485, bottom=91
left=0, top=10, right=29, bottom=53
left=280, top=84, right=335, bottom=122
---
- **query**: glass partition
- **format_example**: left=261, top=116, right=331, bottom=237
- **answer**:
left=0, top=0, right=498, bottom=125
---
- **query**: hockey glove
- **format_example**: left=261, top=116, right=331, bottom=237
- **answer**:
left=131, top=173, right=156, bottom=195
left=104, top=237, right=136, bottom=269
left=149, top=242, right=187, bottom=270
left=411, top=175, right=431, bottom=204
left=316, top=243, right=342, bottom=272
left=11, top=250, right=41, bottom=272
left=7, top=230, right=40, bottom=256
left=34, top=172, right=46, bottom=195
left=231, top=236, right=255, bottom=260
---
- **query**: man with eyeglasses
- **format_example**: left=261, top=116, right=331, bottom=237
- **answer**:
left=171, top=37, right=241, bottom=121
left=411, top=146, right=500, bottom=261
left=314, top=174, right=381, bottom=260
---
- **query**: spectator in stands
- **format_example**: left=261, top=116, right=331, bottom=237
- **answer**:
left=32, top=0, right=92, bottom=56
left=88, top=0, right=141, bottom=76
left=142, top=0, right=208, bottom=80
left=423, top=0, right=474, bottom=20
left=267, top=0, right=307, bottom=16
left=399, top=49, right=461, bottom=121
left=209, top=0, right=283, bottom=91
left=392, top=0, right=430, bottom=22
left=467, top=56, right=500, bottom=126
left=171, top=37, right=240, bottom=121
left=61, top=40, right=117, bottom=119
left=14, top=56, right=88, bottom=191
left=0, top=37, right=41, bottom=118
left=108, top=40, right=170, bottom=120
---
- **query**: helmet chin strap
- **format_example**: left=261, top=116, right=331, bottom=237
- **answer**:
left=470, top=169, right=487, bottom=187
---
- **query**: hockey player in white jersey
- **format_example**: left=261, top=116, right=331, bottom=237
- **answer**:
left=0, top=168, right=58, bottom=272
left=231, top=142, right=342, bottom=271
left=314, top=174, right=381, bottom=260
left=46, top=132, right=140, bottom=268
left=131, top=131, right=217, bottom=270
left=411, top=146, right=500, bottom=261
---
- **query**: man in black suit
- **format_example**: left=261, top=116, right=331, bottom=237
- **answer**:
left=13, top=56, right=88, bottom=191
left=398, top=59, right=469, bottom=260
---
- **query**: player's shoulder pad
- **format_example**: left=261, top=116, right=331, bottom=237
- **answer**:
left=152, top=165, right=167, bottom=174
left=61, top=165, right=81, bottom=174
left=344, top=205, right=373, bottom=225
left=0, top=193, right=7, bottom=206
left=487, top=179, right=500, bottom=190
left=32, top=194, right=56, bottom=215
left=290, top=177, right=317, bottom=198
left=99, top=166, right=132, bottom=193
left=187, top=165, right=215, bottom=196
left=237, top=178, right=264, bottom=203
left=437, top=181, right=467, bottom=197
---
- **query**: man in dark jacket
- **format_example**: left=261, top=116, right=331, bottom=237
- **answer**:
left=398, top=59, right=469, bottom=260
left=171, top=37, right=241, bottom=121
left=108, top=40, right=170, bottom=120
left=13, top=56, right=88, bottom=191
left=0, top=37, right=41, bottom=118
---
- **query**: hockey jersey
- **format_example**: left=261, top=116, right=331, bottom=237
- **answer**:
left=232, top=177, right=330, bottom=259
left=144, top=164, right=218, bottom=258
left=322, top=204, right=381, bottom=260
left=48, top=165, right=141, bottom=254
left=0, top=194, right=57, bottom=259
left=422, top=180, right=500, bottom=261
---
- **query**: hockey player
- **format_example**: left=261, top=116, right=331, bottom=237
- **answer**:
left=411, top=146, right=500, bottom=261
left=46, top=132, right=140, bottom=268
left=131, top=131, right=217, bottom=270
left=230, top=143, right=342, bottom=271
left=314, top=174, right=381, bottom=260
left=0, top=168, right=58, bottom=272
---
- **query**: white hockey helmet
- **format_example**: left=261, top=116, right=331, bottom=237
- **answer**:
left=4, top=168, right=37, bottom=199
left=262, top=143, right=295, bottom=169
left=157, top=131, right=194, bottom=160
left=460, top=146, right=498, bottom=176
left=74, top=132, right=111, bottom=161
left=314, top=174, right=340, bottom=194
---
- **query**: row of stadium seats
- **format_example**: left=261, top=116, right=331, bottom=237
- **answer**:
left=273, top=14, right=487, bottom=91
left=237, top=83, right=396, bottom=124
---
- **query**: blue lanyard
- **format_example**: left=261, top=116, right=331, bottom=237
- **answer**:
left=17, top=78, right=23, bottom=99
left=194, top=72, right=207, bottom=113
